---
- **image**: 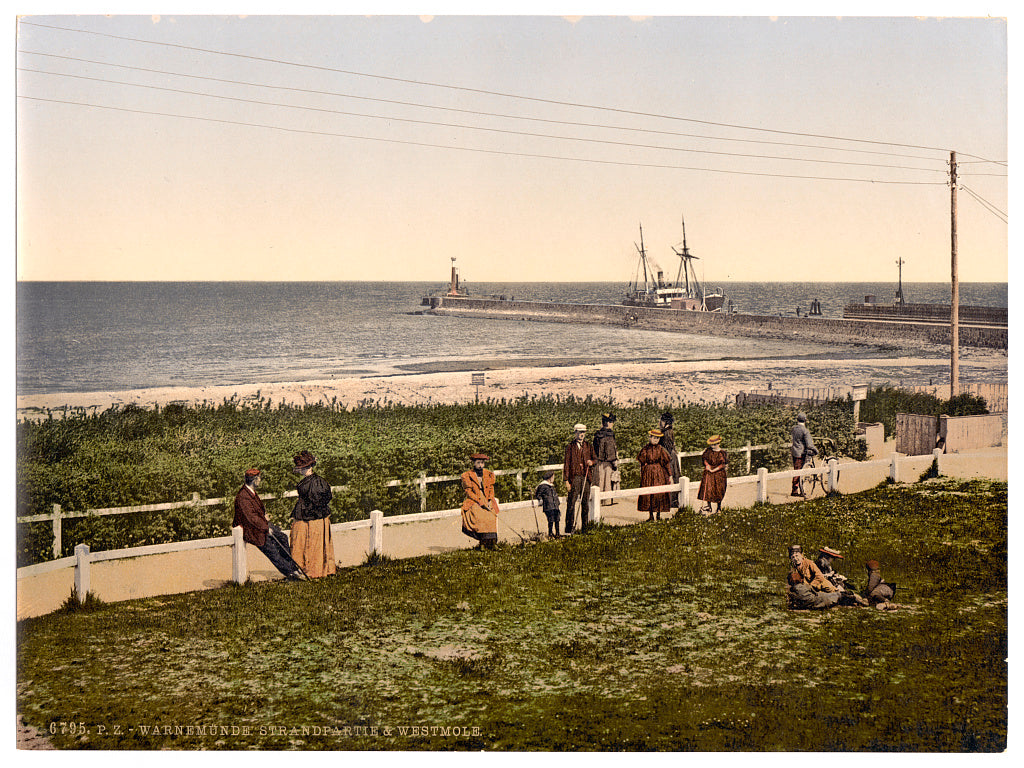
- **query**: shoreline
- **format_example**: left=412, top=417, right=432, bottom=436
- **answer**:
left=16, top=351, right=1008, bottom=419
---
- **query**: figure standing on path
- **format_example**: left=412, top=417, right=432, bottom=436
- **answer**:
left=638, top=429, right=674, bottom=521
left=533, top=470, right=561, bottom=538
left=791, top=412, right=817, bottom=497
left=461, top=453, right=501, bottom=549
left=593, top=412, right=619, bottom=507
left=563, top=423, right=596, bottom=534
left=289, top=450, right=337, bottom=578
left=697, top=435, right=729, bottom=514
left=658, top=412, right=681, bottom=491
left=232, top=468, right=307, bottom=581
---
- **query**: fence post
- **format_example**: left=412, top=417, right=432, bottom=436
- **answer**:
left=370, top=510, right=384, bottom=555
left=828, top=458, right=839, bottom=494
left=516, top=471, right=523, bottom=500
left=745, top=442, right=752, bottom=474
left=757, top=467, right=768, bottom=503
left=52, top=504, right=62, bottom=559
left=932, top=447, right=944, bottom=476
left=890, top=453, right=900, bottom=483
left=678, top=476, right=690, bottom=511
left=418, top=473, right=427, bottom=513
left=590, top=485, right=601, bottom=524
left=231, top=526, right=247, bottom=584
left=74, top=543, right=90, bottom=603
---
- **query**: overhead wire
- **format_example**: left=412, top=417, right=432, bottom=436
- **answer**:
left=17, top=20, right=1003, bottom=164
left=960, top=186, right=1008, bottom=223
left=18, top=49, right=962, bottom=165
left=17, top=94, right=951, bottom=186
left=16, top=66, right=951, bottom=174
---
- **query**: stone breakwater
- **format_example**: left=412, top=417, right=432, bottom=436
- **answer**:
left=424, top=297, right=1007, bottom=350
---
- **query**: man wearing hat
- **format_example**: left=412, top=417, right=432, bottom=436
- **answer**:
left=563, top=423, right=597, bottom=534
left=232, top=468, right=306, bottom=581
left=787, top=544, right=840, bottom=609
left=658, top=412, right=681, bottom=491
left=290, top=450, right=336, bottom=578
left=816, top=546, right=869, bottom=606
left=791, top=412, right=818, bottom=497
left=592, top=412, right=619, bottom=507
left=461, top=453, right=501, bottom=548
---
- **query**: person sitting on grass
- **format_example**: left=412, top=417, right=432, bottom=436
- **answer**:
left=232, top=468, right=307, bottom=582
left=815, top=546, right=869, bottom=607
left=864, top=559, right=899, bottom=611
left=787, top=570, right=840, bottom=610
left=534, top=470, right=561, bottom=538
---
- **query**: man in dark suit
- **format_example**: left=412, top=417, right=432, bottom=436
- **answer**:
left=563, top=423, right=596, bottom=534
left=232, top=468, right=306, bottom=581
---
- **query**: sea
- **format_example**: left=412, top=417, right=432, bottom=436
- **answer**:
left=15, top=281, right=1008, bottom=396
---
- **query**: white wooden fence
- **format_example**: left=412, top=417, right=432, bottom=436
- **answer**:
left=18, top=445, right=985, bottom=620
left=18, top=443, right=773, bottom=560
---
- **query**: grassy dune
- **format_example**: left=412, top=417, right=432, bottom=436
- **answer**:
left=17, top=479, right=1006, bottom=751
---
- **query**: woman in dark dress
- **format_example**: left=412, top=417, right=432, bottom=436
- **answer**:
left=638, top=429, right=674, bottom=521
left=289, top=450, right=336, bottom=578
left=697, top=435, right=728, bottom=514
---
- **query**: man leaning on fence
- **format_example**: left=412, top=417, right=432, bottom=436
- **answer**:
left=233, top=469, right=307, bottom=581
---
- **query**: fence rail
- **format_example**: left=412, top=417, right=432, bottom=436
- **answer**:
left=18, top=443, right=775, bottom=560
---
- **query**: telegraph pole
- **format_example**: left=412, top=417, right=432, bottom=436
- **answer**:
left=950, top=151, right=959, bottom=398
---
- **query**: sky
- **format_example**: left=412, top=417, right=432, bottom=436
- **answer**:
left=14, top=10, right=1009, bottom=284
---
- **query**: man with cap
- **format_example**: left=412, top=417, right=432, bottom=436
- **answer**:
left=592, top=412, right=619, bottom=507
left=816, top=546, right=869, bottom=606
left=461, top=453, right=501, bottom=548
left=787, top=544, right=840, bottom=609
left=290, top=450, right=336, bottom=578
left=563, top=423, right=597, bottom=534
left=791, top=412, right=817, bottom=497
left=658, top=412, right=681, bottom=490
left=233, top=468, right=306, bottom=581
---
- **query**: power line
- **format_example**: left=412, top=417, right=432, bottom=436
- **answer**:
left=17, top=94, right=950, bottom=186
left=960, top=185, right=1008, bottom=223
left=18, top=20, right=998, bottom=163
left=18, top=66, right=950, bottom=175
left=19, top=49, right=960, bottom=165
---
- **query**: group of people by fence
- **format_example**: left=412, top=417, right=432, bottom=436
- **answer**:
left=231, top=450, right=336, bottom=581
left=786, top=544, right=899, bottom=611
left=460, top=411, right=731, bottom=547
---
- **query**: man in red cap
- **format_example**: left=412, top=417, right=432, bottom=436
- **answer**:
left=233, top=468, right=306, bottom=581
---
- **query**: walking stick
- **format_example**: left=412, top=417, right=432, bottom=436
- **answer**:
left=268, top=525, right=310, bottom=581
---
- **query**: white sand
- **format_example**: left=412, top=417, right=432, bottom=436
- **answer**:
left=16, top=351, right=1007, bottom=418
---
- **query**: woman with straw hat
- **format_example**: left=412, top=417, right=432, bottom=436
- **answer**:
left=697, top=435, right=729, bottom=514
left=638, top=429, right=673, bottom=521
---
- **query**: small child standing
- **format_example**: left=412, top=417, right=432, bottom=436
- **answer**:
left=534, top=470, right=561, bottom=538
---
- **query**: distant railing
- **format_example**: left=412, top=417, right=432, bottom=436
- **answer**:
left=18, top=443, right=774, bottom=560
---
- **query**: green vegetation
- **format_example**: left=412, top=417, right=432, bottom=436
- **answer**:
left=860, top=385, right=988, bottom=438
left=17, top=396, right=862, bottom=564
left=17, top=479, right=1006, bottom=751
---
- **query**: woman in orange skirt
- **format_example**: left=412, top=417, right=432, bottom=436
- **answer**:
left=289, top=450, right=337, bottom=578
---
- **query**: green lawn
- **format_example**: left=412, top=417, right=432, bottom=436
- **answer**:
left=18, top=479, right=1006, bottom=751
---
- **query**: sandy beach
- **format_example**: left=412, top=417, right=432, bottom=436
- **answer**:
left=16, top=349, right=1008, bottom=419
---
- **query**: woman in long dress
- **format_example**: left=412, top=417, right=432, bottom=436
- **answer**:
left=697, top=435, right=729, bottom=514
left=638, top=429, right=673, bottom=521
left=289, top=450, right=337, bottom=578
left=461, top=452, right=501, bottom=549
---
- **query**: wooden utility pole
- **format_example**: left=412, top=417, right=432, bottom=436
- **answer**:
left=950, top=151, right=959, bottom=399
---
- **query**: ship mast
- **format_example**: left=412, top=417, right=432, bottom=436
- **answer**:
left=671, top=215, right=702, bottom=301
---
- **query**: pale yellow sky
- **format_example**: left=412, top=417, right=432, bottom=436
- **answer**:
left=16, top=14, right=1008, bottom=283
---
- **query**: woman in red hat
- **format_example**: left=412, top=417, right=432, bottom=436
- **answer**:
left=289, top=450, right=336, bottom=578
left=461, top=453, right=501, bottom=549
